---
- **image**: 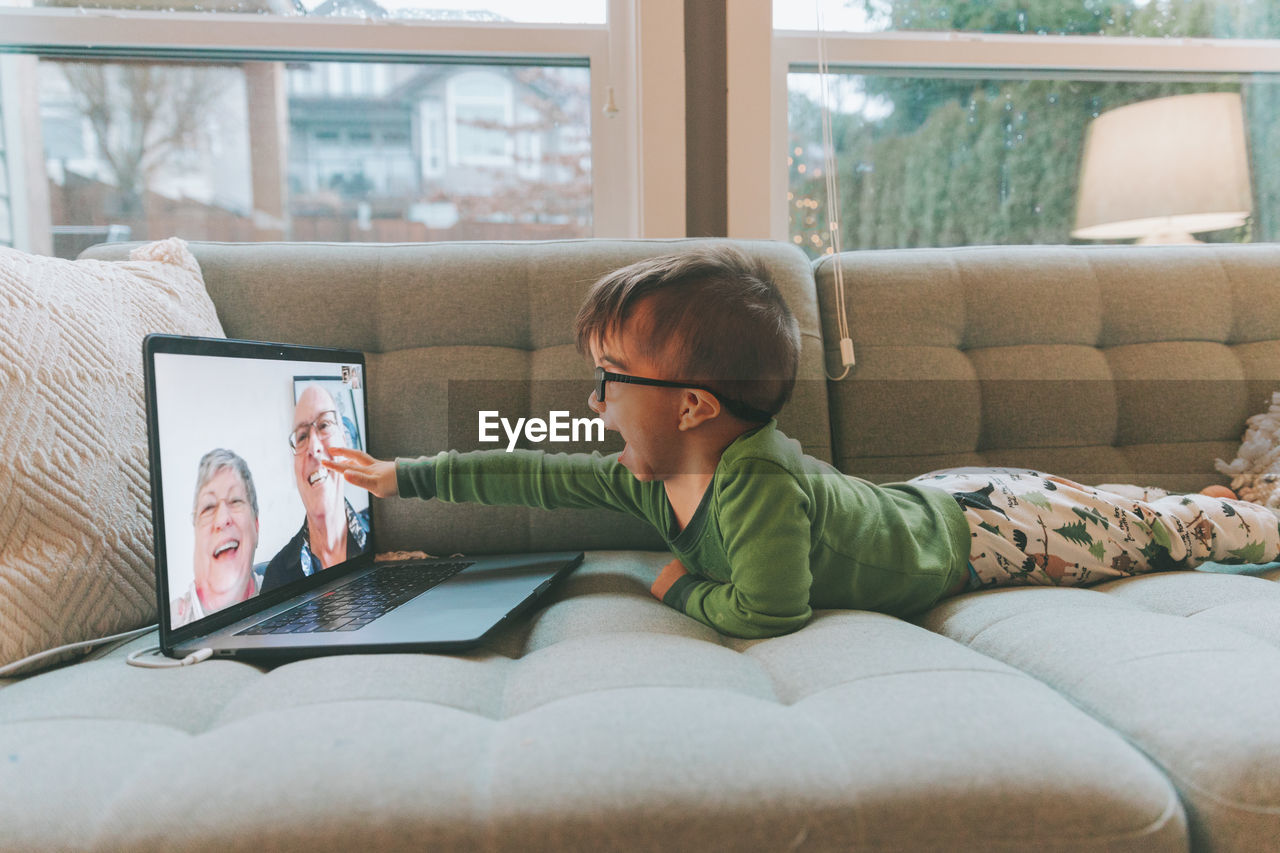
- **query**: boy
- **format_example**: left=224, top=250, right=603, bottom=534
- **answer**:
left=324, top=248, right=1280, bottom=639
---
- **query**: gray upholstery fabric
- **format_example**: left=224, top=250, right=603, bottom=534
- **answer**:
left=2, top=554, right=1185, bottom=852
left=817, top=244, right=1280, bottom=491
left=920, top=576, right=1280, bottom=851
left=84, top=239, right=831, bottom=554
left=9, top=239, right=1280, bottom=851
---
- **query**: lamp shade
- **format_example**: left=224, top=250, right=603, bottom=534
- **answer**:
left=1072, top=92, right=1252, bottom=242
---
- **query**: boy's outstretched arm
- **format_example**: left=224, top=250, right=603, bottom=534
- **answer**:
left=388, top=449, right=660, bottom=520
left=330, top=446, right=667, bottom=530
left=324, top=448, right=399, bottom=498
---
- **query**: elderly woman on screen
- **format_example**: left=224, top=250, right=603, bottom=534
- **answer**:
left=171, top=448, right=261, bottom=628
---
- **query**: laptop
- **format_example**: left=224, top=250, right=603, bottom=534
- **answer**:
left=143, top=333, right=582, bottom=661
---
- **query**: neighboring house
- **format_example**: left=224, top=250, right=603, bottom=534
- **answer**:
left=286, top=61, right=589, bottom=221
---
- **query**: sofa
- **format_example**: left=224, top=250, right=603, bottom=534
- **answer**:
left=4, top=238, right=1280, bottom=852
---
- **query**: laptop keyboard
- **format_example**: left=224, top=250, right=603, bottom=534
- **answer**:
left=237, top=560, right=473, bottom=635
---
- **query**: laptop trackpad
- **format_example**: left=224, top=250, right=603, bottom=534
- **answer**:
left=370, top=563, right=559, bottom=642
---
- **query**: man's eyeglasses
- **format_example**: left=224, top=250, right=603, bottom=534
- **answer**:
left=593, top=366, right=772, bottom=423
left=289, top=410, right=341, bottom=454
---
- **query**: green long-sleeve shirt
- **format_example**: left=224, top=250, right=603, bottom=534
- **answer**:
left=396, top=421, right=970, bottom=639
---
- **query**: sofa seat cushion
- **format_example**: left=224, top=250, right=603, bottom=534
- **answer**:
left=0, top=553, right=1185, bottom=851
left=921, top=570, right=1280, bottom=852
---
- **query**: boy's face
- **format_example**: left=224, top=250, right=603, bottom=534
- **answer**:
left=587, top=311, right=690, bottom=482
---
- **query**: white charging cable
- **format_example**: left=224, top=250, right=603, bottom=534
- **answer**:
left=126, top=646, right=214, bottom=668
left=4, top=551, right=468, bottom=676
left=0, top=624, right=158, bottom=678
left=816, top=2, right=856, bottom=381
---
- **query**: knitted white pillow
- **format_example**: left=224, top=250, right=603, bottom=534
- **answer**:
left=0, top=238, right=224, bottom=675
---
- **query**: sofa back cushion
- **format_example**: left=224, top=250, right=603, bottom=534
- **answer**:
left=84, top=239, right=829, bottom=554
left=816, top=244, right=1280, bottom=492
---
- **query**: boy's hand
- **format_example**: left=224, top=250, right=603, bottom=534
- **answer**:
left=324, top=447, right=399, bottom=498
left=651, top=558, right=688, bottom=601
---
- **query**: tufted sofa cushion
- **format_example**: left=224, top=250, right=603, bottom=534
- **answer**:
left=815, top=244, right=1280, bottom=848
left=921, top=565, right=1280, bottom=850
left=0, top=553, right=1187, bottom=852
left=817, top=245, right=1280, bottom=491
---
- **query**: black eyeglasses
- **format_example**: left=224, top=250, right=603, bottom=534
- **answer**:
left=593, top=366, right=772, bottom=423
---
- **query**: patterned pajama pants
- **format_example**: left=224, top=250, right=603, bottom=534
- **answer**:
left=909, top=468, right=1280, bottom=591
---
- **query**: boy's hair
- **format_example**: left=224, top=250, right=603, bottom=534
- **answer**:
left=574, top=247, right=801, bottom=420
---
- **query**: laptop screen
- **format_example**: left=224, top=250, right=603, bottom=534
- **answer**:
left=148, top=339, right=371, bottom=632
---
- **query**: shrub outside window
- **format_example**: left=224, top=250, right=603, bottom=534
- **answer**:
left=772, top=0, right=1280, bottom=255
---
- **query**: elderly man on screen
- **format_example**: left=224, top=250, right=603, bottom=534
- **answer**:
left=171, top=448, right=261, bottom=628
left=261, top=384, right=370, bottom=592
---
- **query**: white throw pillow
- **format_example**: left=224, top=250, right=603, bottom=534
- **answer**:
left=0, top=238, right=224, bottom=675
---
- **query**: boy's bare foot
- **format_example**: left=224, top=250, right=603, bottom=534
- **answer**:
left=1200, top=484, right=1280, bottom=523
left=1200, top=485, right=1238, bottom=500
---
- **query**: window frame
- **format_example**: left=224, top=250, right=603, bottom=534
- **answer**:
left=726, top=0, right=1280, bottom=240
left=0, top=55, right=35, bottom=250
left=0, top=0, right=685, bottom=242
left=0, top=78, right=10, bottom=248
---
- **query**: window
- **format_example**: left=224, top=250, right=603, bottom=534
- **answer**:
left=747, top=0, right=1280, bottom=252
left=0, top=92, right=11, bottom=248
left=419, top=100, right=445, bottom=178
left=0, top=0, right=664, bottom=254
left=0, top=55, right=35, bottom=251
left=25, top=56, right=591, bottom=250
left=787, top=70, right=1278, bottom=254
left=448, top=71, right=515, bottom=167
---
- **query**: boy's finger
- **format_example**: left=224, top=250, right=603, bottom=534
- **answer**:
left=336, top=466, right=374, bottom=487
left=332, top=448, right=378, bottom=468
left=328, top=446, right=373, bottom=462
